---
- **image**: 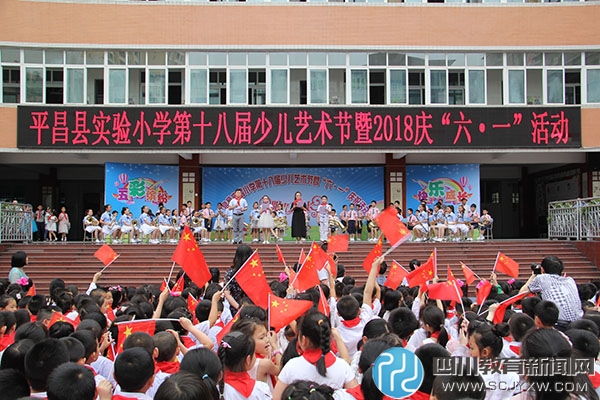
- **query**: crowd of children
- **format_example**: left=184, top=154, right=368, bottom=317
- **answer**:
left=1, top=242, right=600, bottom=400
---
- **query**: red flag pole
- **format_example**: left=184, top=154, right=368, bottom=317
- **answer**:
left=167, top=261, right=176, bottom=283
left=99, top=254, right=120, bottom=273
left=460, top=261, right=483, bottom=281
left=222, top=249, right=259, bottom=292
left=452, top=280, right=465, bottom=314
left=267, top=292, right=271, bottom=330
left=491, top=252, right=500, bottom=274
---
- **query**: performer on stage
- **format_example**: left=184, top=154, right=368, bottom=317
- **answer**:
left=228, top=189, right=248, bottom=245
left=290, top=191, right=307, bottom=243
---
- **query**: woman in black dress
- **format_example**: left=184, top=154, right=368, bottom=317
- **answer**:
left=290, top=191, right=307, bottom=243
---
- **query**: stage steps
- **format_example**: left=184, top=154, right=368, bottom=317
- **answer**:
left=0, top=239, right=597, bottom=294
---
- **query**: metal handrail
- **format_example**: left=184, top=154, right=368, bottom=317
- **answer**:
left=0, top=202, right=34, bottom=243
left=548, top=197, right=600, bottom=240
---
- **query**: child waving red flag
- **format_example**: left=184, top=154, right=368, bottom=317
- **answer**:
left=383, top=260, right=409, bottom=289
left=232, top=251, right=273, bottom=308
left=171, top=226, right=212, bottom=288
left=494, top=252, right=520, bottom=278
left=375, top=206, right=411, bottom=249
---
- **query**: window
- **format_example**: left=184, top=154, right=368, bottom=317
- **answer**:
left=108, top=69, right=126, bottom=104
left=350, top=70, right=367, bottom=104
left=209, top=70, right=226, bottom=105
left=389, top=69, right=407, bottom=104
left=565, top=70, right=580, bottom=105
left=369, top=70, right=385, bottom=105
left=448, top=70, right=465, bottom=105
left=229, top=69, right=247, bottom=104
left=587, top=69, right=600, bottom=103
left=168, top=69, right=183, bottom=105
left=189, top=69, right=208, bottom=104
left=2, top=67, right=20, bottom=103
left=45, top=68, right=63, bottom=104
left=468, top=70, right=485, bottom=104
left=309, top=69, right=327, bottom=104
left=408, top=71, right=425, bottom=105
left=546, top=70, right=563, bottom=103
left=66, top=68, right=84, bottom=104
left=508, top=70, right=525, bottom=104
left=430, top=70, right=447, bottom=104
left=25, top=67, right=43, bottom=103
left=270, top=69, right=288, bottom=104
left=248, top=69, right=266, bottom=105
left=148, top=69, right=165, bottom=104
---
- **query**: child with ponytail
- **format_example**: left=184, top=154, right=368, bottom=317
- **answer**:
left=273, top=311, right=358, bottom=400
left=218, top=331, right=272, bottom=400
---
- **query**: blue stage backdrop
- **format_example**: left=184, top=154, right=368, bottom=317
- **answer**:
left=105, top=163, right=179, bottom=216
left=406, top=164, right=480, bottom=212
left=202, top=167, right=384, bottom=223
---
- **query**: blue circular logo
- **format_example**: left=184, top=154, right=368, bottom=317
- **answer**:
left=373, top=347, right=424, bottom=399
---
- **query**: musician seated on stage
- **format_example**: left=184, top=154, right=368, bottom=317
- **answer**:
left=100, top=205, right=122, bottom=243
left=83, top=209, right=101, bottom=242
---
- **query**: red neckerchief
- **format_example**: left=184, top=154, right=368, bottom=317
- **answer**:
left=156, top=360, right=180, bottom=374
left=112, top=395, right=140, bottom=400
left=30, top=315, right=37, bottom=322
left=181, top=336, right=195, bottom=348
left=346, top=385, right=364, bottom=400
left=341, top=317, right=361, bottom=328
left=302, top=348, right=336, bottom=368
left=0, top=332, right=14, bottom=351
left=509, top=344, right=521, bottom=356
left=215, top=320, right=225, bottom=329
left=224, top=370, right=255, bottom=398
left=589, top=371, right=600, bottom=388
left=400, top=338, right=408, bottom=348
left=430, top=331, right=440, bottom=340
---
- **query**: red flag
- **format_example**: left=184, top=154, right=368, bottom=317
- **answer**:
left=327, top=234, right=349, bottom=253
left=171, top=274, right=185, bottom=295
left=159, top=279, right=167, bottom=292
left=375, top=206, right=412, bottom=248
left=447, top=265, right=457, bottom=284
left=187, top=295, right=199, bottom=324
left=26, top=284, right=36, bottom=297
left=117, top=320, right=156, bottom=352
left=476, top=280, right=493, bottom=305
left=94, top=244, right=118, bottom=267
left=460, top=262, right=477, bottom=286
left=406, top=251, right=436, bottom=288
left=383, top=260, right=409, bottom=289
left=234, top=251, right=273, bottom=308
left=298, top=248, right=306, bottom=265
left=492, top=292, right=528, bottom=324
left=172, top=226, right=212, bottom=288
left=310, top=242, right=337, bottom=278
left=427, top=281, right=461, bottom=302
left=275, top=245, right=286, bottom=265
left=292, top=246, right=322, bottom=293
left=48, top=311, right=79, bottom=329
left=494, top=252, right=520, bottom=278
left=362, top=236, right=383, bottom=274
left=106, top=343, right=116, bottom=362
left=106, top=307, right=116, bottom=323
left=317, top=285, right=330, bottom=317
left=216, top=314, right=240, bottom=345
left=269, top=294, right=313, bottom=331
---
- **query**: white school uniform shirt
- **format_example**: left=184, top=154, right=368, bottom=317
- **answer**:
left=481, top=371, right=520, bottom=400
left=333, top=303, right=375, bottom=357
left=278, top=355, right=355, bottom=390
left=91, top=355, right=116, bottom=387
left=223, top=380, right=272, bottom=400
left=112, top=390, right=153, bottom=400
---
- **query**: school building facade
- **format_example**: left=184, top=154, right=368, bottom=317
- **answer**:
left=0, top=0, right=599, bottom=239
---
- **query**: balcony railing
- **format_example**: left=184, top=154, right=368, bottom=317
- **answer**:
left=548, top=197, right=600, bottom=240
left=0, top=202, right=33, bottom=243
